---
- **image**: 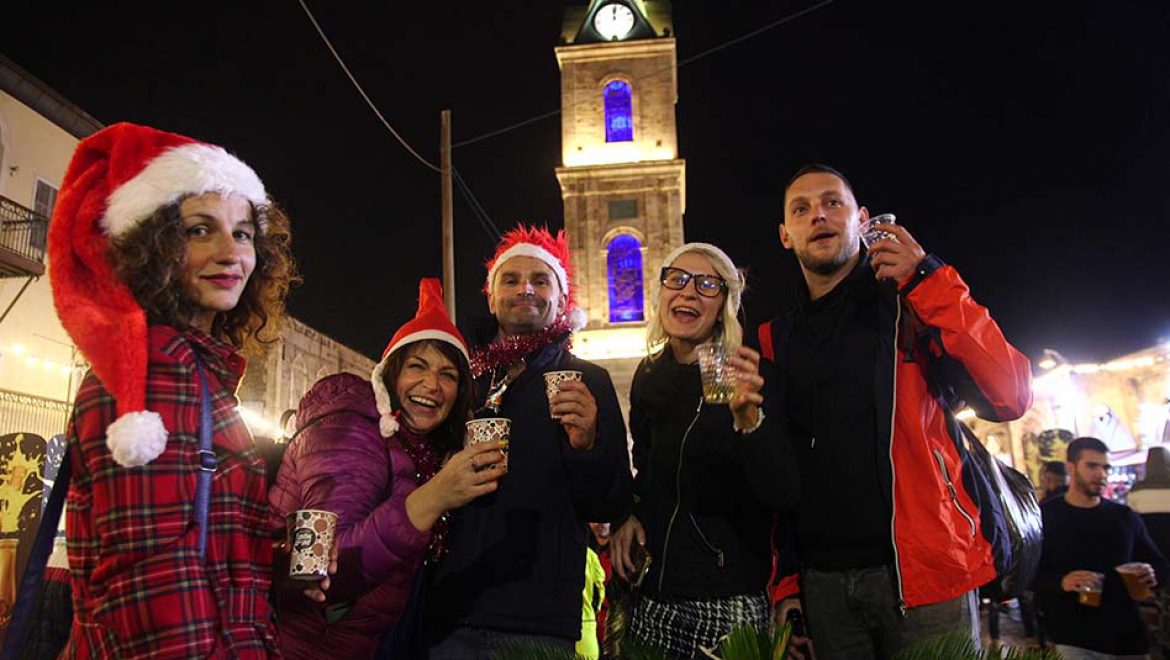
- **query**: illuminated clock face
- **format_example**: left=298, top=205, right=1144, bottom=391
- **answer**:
left=594, top=3, right=635, bottom=41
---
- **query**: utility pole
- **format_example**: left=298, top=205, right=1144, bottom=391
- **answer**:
left=440, top=109, right=456, bottom=322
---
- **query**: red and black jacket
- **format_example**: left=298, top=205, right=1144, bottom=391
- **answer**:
left=760, top=254, right=1033, bottom=609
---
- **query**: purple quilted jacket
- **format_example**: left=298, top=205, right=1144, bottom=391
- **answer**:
left=269, top=373, right=430, bottom=659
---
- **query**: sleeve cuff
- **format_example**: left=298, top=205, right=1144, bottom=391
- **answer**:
left=898, top=253, right=945, bottom=296
left=734, top=407, right=766, bottom=434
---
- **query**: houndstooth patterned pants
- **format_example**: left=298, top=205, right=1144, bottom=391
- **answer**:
left=628, top=591, right=770, bottom=659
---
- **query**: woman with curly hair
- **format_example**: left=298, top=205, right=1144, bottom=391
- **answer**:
left=47, top=123, right=297, bottom=658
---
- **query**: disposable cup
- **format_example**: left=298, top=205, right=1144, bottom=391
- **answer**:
left=544, top=370, right=583, bottom=419
left=287, top=509, right=338, bottom=581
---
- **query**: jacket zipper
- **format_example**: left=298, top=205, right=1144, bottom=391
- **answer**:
left=888, top=302, right=907, bottom=616
left=933, top=449, right=977, bottom=537
left=658, top=396, right=704, bottom=591
left=688, top=513, right=725, bottom=567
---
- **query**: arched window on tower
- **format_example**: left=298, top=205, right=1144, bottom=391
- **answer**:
left=604, top=80, right=634, bottom=143
left=607, top=233, right=644, bottom=322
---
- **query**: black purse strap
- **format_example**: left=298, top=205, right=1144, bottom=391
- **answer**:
left=193, top=357, right=216, bottom=559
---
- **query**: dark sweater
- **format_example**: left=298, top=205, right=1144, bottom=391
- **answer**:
left=425, top=330, right=632, bottom=642
left=786, top=259, right=893, bottom=569
left=1035, top=496, right=1170, bottom=655
left=628, top=350, right=799, bottom=599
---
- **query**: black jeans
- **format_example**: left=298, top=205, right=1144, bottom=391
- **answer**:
left=802, top=565, right=979, bottom=660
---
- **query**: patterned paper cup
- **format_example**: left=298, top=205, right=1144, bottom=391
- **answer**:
left=466, top=417, right=511, bottom=470
left=287, top=509, right=338, bottom=581
left=544, top=370, right=584, bottom=419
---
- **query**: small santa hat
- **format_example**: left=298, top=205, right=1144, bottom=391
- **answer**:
left=370, top=279, right=469, bottom=438
left=484, top=225, right=585, bottom=330
left=48, top=123, right=268, bottom=467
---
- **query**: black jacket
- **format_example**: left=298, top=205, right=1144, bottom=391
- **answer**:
left=629, top=349, right=798, bottom=600
left=426, top=320, right=632, bottom=641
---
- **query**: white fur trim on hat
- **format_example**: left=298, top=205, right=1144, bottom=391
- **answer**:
left=486, top=243, right=570, bottom=294
left=379, top=413, right=400, bottom=438
left=103, top=143, right=268, bottom=237
left=106, top=410, right=168, bottom=467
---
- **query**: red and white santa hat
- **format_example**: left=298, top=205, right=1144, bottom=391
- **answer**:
left=371, top=279, right=469, bottom=438
left=48, top=122, right=268, bottom=467
left=484, top=225, right=585, bottom=330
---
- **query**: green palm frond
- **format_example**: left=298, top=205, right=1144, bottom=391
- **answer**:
left=717, top=622, right=793, bottom=660
left=894, top=632, right=1062, bottom=660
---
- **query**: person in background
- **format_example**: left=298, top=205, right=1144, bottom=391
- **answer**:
left=611, top=243, right=799, bottom=658
left=270, top=280, right=506, bottom=659
left=1035, top=437, right=1170, bottom=659
left=49, top=123, right=297, bottom=657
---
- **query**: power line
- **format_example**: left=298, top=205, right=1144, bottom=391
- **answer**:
left=452, top=0, right=835, bottom=149
left=297, top=0, right=442, bottom=173
left=452, top=167, right=504, bottom=241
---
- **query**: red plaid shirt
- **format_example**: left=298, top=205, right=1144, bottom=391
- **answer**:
left=63, top=325, right=279, bottom=658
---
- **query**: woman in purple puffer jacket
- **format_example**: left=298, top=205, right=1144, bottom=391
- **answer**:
left=269, top=279, right=507, bottom=659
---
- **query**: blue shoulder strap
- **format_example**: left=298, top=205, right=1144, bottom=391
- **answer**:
left=193, top=357, right=217, bottom=559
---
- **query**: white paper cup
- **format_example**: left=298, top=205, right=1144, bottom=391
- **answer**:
left=544, top=370, right=584, bottom=419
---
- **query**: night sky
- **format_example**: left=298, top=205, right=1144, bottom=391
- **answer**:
left=5, top=1, right=1169, bottom=363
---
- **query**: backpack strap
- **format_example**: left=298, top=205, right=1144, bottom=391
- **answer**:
left=193, top=357, right=216, bottom=560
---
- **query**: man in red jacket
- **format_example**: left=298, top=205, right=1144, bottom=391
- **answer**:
left=758, top=164, right=1033, bottom=658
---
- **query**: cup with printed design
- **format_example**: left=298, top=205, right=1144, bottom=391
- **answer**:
left=466, top=417, right=511, bottom=470
left=287, top=509, right=338, bottom=581
left=544, top=370, right=583, bottom=419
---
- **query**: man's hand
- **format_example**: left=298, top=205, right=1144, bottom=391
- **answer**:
left=1060, top=570, right=1104, bottom=592
left=867, top=223, right=926, bottom=283
left=551, top=379, right=598, bottom=451
left=727, top=346, right=764, bottom=431
left=611, top=515, right=647, bottom=582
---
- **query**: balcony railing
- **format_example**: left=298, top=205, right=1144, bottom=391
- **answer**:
left=0, top=388, right=72, bottom=441
left=0, top=195, right=48, bottom=278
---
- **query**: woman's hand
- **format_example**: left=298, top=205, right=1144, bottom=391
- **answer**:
left=406, top=440, right=507, bottom=531
left=611, top=515, right=647, bottom=582
left=727, top=346, right=764, bottom=431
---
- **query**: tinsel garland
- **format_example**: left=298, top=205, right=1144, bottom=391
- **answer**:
left=396, top=426, right=449, bottom=562
left=470, top=317, right=573, bottom=378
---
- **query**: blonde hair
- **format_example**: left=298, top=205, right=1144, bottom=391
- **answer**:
left=645, top=243, right=744, bottom=358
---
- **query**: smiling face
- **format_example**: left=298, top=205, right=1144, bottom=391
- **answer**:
left=659, top=251, right=726, bottom=347
left=394, top=342, right=460, bottom=435
left=487, top=256, right=565, bottom=336
left=179, top=192, right=257, bottom=333
left=780, top=171, right=868, bottom=278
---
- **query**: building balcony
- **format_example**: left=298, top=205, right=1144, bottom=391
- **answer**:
left=0, top=195, right=48, bottom=278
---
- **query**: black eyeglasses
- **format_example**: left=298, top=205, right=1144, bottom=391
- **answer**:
left=660, top=267, right=728, bottom=298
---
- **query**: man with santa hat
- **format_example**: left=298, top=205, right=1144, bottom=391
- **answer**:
left=424, top=226, right=632, bottom=656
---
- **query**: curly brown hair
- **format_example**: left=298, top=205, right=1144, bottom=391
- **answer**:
left=109, top=196, right=299, bottom=354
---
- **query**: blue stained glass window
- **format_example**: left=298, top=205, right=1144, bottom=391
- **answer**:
left=604, top=80, right=634, bottom=143
left=607, top=233, right=644, bottom=323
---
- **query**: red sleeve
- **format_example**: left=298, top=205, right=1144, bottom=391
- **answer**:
left=904, top=264, right=1033, bottom=419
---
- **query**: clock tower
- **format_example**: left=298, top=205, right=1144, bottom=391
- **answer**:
left=556, top=1, right=684, bottom=413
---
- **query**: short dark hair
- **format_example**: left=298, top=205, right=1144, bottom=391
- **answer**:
left=1041, top=460, right=1067, bottom=477
left=1067, top=437, right=1109, bottom=463
left=783, top=163, right=856, bottom=203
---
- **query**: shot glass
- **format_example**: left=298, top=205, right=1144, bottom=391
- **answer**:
left=695, top=343, right=737, bottom=405
left=287, top=509, right=338, bottom=581
left=544, top=370, right=584, bottom=419
left=465, top=417, right=511, bottom=470
left=1077, top=572, right=1105, bottom=607
left=861, top=213, right=897, bottom=249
